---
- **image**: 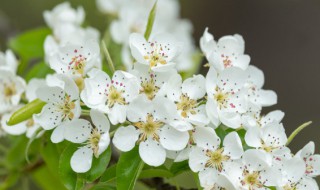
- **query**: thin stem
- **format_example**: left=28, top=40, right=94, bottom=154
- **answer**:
left=101, top=40, right=115, bottom=74
left=286, top=121, right=313, bottom=146
left=192, top=172, right=202, bottom=190
left=109, top=130, right=116, bottom=138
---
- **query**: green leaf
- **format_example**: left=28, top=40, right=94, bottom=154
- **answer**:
left=26, top=61, right=53, bottom=82
left=89, top=183, right=116, bottom=190
left=8, top=27, right=51, bottom=75
left=100, top=164, right=116, bottom=183
left=59, top=144, right=85, bottom=190
left=40, top=141, right=61, bottom=179
left=0, top=172, right=20, bottom=190
left=116, top=146, right=144, bottom=190
left=139, top=168, right=173, bottom=179
left=32, top=166, right=67, bottom=190
left=85, top=147, right=112, bottom=182
left=169, top=160, right=190, bottom=176
left=7, top=99, right=46, bottom=126
left=5, top=136, right=29, bottom=169
left=144, top=1, right=157, bottom=40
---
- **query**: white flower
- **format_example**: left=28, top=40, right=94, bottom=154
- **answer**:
left=129, top=33, right=180, bottom=72
left=241, top=110, right=285, bottom=130
left=225, top=149, right=280, bottom=189
left=189, top=131, right=243, bottom=187
left=48, top=40, right=101, bottom=78
left=130, top=64, right=179, bottom=100
left=166, top=74, right=209, bottom=131
left=0, top=49, right=18, bottom=74
left=43, top=2, right=85, bottom=29
left=0, top=70, right=26, bottom=114
left=202, top=28, right=250, bottom=71
left=113, top=95, right=189, bottom=166
left=244, top=65, right=277, bottom=111
left=26, top=78, right=47, bottom=102
left=81, top=68, right=140, bottom=125
left=33, top=75, right=81, bottom=134
left=65, top=109, right=110, bottom=173
left=245, top=122, right=289, bottom=159
left=1, top=113, right=41, bottom=138
left=205, top=67, right=247, bottom=128
left=295, top=141, right=320, bottom=178
left=96, top=0, right=126, bottom=15
left=200, top=27, right=215, bottom=58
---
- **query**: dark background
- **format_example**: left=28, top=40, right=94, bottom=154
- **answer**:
left=0, top=0, right=319, bottom=154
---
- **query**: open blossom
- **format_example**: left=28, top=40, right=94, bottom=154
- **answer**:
left=205, top=67, right=247, bottom=129
left=48, top=40, right=101, bottom=78
left=81, top=68, right=140, bottom=124
left=129, top=33, right=180, bottom=72
left=201, top=28, right=251, bottom=71
left=33, top=75, right=81, bottom=141
left=0, top=49, right=18, bottom=74
left=224, top=149, right=281, bottom=189
left=245, top=122, right=290, bottom=160
left=64, top=109, right=110, bottom=173
left=189, top=131, right=243, bottom=187
left=241, top=109, right=285, bottom=130
left=244, top=65, right=277, bottom=111
left=113, top=95, right=189, bottom=166
left=43, top=2, right=85, bottom=29
left=130, top=64, right=179, bottom=100
left=166, top=74, right=209, bottom=131
left=295, top=142, right=320, bottom=178
left=0, top=70, right=26, bottom=114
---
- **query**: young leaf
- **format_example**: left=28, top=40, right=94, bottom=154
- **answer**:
left=26, top=61, right=53, bottom=82
left=100, top=164, right=116, bottom=183
left=169, top=160, right=190, bottom=176
left=116, top=146, right=144, bottom=190
left=6, top=99, right=46, bottom=126
left=32, top=165, right=67, bottom=190
left=85, top=147, right=112, bottom=182
left=144, top=1, right=157, bottom=40
left=139, top=168, right=173, bottom=179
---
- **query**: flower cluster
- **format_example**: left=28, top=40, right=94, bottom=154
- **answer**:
left=1, top=2, right=319, bottom=190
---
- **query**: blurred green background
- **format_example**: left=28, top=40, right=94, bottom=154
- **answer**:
left=0, top=0, right=319, bottom=188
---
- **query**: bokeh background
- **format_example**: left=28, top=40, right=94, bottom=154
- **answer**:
left=0, top=0, right=319, bottom=186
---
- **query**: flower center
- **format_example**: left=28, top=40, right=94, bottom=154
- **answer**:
left=176, top=94, right=197, bottom=118
left=205, top=148, right=230, bottom=171
left=134, top=114, right=164, bottom=142
left=89, top=128, right=101, bottom=158
left=242, top=171, right=263, bottom=189
left=140, top=79, right=159, bottom=100
left=214, top=87, right=229, bottom=109
left=4, top=84, right=16, bottom=99
left=107, top=86, right=126, bottom=108
left=221, top=54, right=232, bottom=68
left=58, top=95, right=76, bottom=121
left=283, top=184, right=296, bottom=190
left=143, top=42, right=168, bottom=68
left=26, top=119, right=35, bottom=128
left=68, top=55, right=86, bottom=75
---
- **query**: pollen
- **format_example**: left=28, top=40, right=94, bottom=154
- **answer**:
left=205, top=148, right=230, bottom=172
left=176, top=94, right=197, bottom=118
left=140, top=79, right=159, bottom=100
left=107, top=86, right=126, bottom=108
left=214, top=87, right=229, bottom=109
left=134, top=114, right=164, bottom=142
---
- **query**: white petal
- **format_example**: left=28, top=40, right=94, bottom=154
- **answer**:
left=182, top=74, right=206, bottom=100
left=129, top=33, right=149, bottom=64
left=296, top=177, right=319, bottom=190
left=90, top=109, right=110, bottom=133
left=97, top=133, right=110, bottom=156
left=296, top=141, right=315, bottom=159
left=244, top=127, right=262, bottom=148
left=36, top=86, right=65, bottom=103
left=26, top=79, right=46, bottom=102
left=193, top=126, right=220, bottom=150
left=205, top=67, right=218, bottom=96
left=113, top=125, right=139, bottom=152
left=223, top=131, right=243, bottom=159
left=139, top=138, right=166, bottom=166
left=1, top=114, right=27, bottom=135
left=108, top=104, right=127, bottom=125
left=243, top=149, right=272, bottom=171
left=205, top=98, right=220, bottom=128
left=56, top=74, right=79, bottom=100
left=283, top=157, right=306, bottom=183
left=217, top=67, right=246, bottom=92
left=71, top=146, right=93, bottom=173
left=189, top=147, right=207, bottom=172
left=169, top=120, right=193, bottom=131
left=159, top=125, right=189, bottom=151
left=51, top=124, right=65, bottom=143
left=33, top=103, right=64, bottom=130
left=127, top=95, right=151, bottom=122
left=306, top=154, right=320, bottom=177
left=64, top=119, right=92, bottom=143
left=199, top=168, right=218, bottom=187
left=256, top=89, right=277, bottom=107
